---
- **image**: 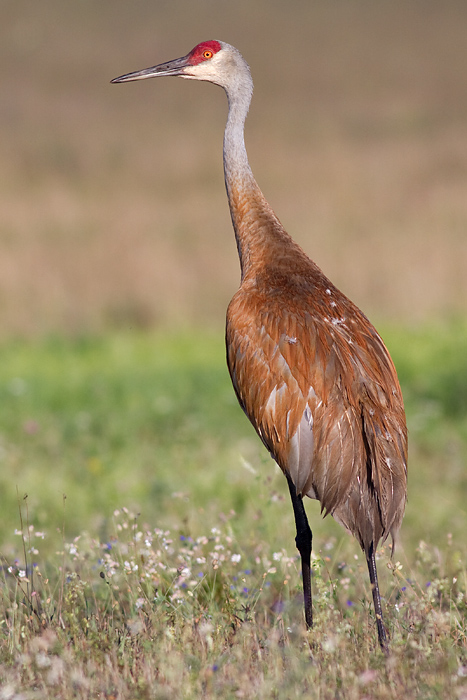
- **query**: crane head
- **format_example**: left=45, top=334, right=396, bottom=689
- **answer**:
left=111, top=40, right=252, bottom=96
left=111, top=41, right=227, bottom=85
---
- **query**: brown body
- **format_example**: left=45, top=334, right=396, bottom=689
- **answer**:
left=225, top=183, right=407, bottom=559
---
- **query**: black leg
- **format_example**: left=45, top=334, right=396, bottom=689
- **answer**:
left=366, top=542, right=388, bottom=654
left=287, top=476, right=313, bottom=629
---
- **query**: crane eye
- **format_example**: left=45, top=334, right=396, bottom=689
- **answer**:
left=203, top=50, right=213, bottom=59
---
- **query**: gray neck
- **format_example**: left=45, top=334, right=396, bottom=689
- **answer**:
left=222, top=71, right=269, bottom=278
left=222, top=75, right=255, bottom=192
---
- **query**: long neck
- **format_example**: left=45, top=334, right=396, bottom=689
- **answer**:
left=223, top=81, right=292, bottom=281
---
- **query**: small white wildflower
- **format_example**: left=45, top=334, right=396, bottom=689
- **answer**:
left=322, top=635, right=337, bottom=652
left=273, top=552, right=282, bottom=561
left=231, top=554, right=241, bottom=563
left=35, top=651, right=51, bottom=669
left=124, top=560, right=138, bottom=573
left=135, top=598, right=145, bottom=610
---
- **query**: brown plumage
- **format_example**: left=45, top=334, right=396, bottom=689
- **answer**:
left=112, top=40, right=408, bottom=652
left=226, top=215, right=407, bottom=552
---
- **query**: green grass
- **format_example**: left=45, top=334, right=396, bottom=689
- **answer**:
left=0, top=322, right=466, bottom=697
left=0, top=331, right=249, bottom=550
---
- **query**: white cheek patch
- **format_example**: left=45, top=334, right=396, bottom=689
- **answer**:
left=188, top=52, right=224, bottom=80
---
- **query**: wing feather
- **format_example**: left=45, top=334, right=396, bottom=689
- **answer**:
left=226, top=277, right=407, bottom=554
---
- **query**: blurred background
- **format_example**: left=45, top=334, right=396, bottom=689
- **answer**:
left=2, top=0, right=467, bottom=336
left=1, top=0, right=467, bottom=556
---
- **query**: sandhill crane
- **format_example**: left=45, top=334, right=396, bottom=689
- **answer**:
left=112, top=40, right=407, bottom=653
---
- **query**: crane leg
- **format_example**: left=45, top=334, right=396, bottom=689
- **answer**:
left=287, top=476, right=313, bottom=629
left=366, top=542, right=388, bottom=654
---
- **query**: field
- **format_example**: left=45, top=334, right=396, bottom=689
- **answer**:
left=1, top=0, right=467, bottom=697
left=1, top=326, right=467, bottom=697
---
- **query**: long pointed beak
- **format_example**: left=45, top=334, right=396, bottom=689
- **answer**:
left=111, top=54, right=191, bottom=84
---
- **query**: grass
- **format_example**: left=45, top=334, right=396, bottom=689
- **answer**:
left=0, top=331, right=246, bottom=550
left=0, top=323, right=466, bottom=697
left=2, top=510, right=466, bottom=698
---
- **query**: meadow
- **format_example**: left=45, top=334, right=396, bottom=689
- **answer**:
left=1, top=0, right=467, bottom=697
left=1, top=325, right=467, bottom=697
